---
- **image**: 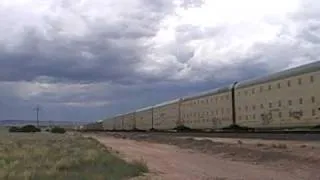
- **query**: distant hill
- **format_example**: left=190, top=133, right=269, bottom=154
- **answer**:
left=0, top=120, right=89, bottom=127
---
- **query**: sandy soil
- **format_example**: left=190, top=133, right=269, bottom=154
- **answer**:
left=87, top=134, right=320, bottom=180
left=186, top=137, right=320, bottom=147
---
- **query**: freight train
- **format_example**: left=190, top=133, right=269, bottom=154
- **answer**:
left=81, top=61, right=320, bottom=132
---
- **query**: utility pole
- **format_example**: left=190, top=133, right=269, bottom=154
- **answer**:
left=49, top=119, right=53, bottom=128
left=34, top=105, right=40, bottom=128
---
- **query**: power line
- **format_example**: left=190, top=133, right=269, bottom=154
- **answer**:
left=34, top=105, right=40, bottom=128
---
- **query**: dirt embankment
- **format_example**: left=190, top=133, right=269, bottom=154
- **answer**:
left=88, top=132, right=320, bottom=180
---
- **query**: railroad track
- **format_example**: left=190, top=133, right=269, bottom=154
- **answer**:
left=96, top=130, right=320, bottom=141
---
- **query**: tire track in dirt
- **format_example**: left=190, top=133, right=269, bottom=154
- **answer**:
left=89, top=135, right=309, bottom=180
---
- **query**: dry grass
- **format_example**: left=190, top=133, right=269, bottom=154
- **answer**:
left=271, top=143, right=287, bottom=149
left=237, top=140, right=243, bottom=145
left=300, top=144, right=307, bottom=148
left=256, top=143, right=265, bottom=147
left=0, top=132, right=147, bottom=180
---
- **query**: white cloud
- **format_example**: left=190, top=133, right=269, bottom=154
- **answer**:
left=0, top=0, right=319, bottom=121
left=137, top=0, right=318, bottom=82
left=175, top=0, right=299, bottom=26
left=63, top=101, right=110, bottom=107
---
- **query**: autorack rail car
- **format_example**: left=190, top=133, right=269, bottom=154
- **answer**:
left=94, top=61, right=320, bottom=132
left=234, top=61, right=320, bottom=129
left=122, top=112, right=136, bottom=130
left=152, top=98, right=181, bottom=130
left=135, top=106, right=153, bottom=131
left=102, top=117, right=114, bottom=131
left=180, top=86, right=233, bottom=130
left=82, top=121, right=103, bottom=132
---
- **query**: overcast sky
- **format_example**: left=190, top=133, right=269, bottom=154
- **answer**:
left=0, top=0, right=319, bottom=122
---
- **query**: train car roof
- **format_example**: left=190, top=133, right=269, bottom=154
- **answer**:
left=153, top=98, right=181, bottom=108
left=114, top=114, right=124, bottom=119
left=236, top=61, right=320, bottom=89
left=135, top=105, right=153, bottom=112
left=182, top=85, right=232, bottom=102
left=120, top=111, right=135, bottom=116
left=102, top=113, right=124, bottom=121
left=107, top=110, right=136, bottom=120
left=102, top=117, right=114, bottom=122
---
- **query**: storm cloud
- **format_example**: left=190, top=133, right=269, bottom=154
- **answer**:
left=0, top=0, right=319, bottom=122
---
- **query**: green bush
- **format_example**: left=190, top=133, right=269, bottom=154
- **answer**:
left=20, top=125, right=41, bottom=132
left=9, top=125, right=41, bottom=133
left=312, top=125, right=320, bottom=129
left=9, top=126, right=21, bottom=132
left=51, top=126, right=66, bottom=134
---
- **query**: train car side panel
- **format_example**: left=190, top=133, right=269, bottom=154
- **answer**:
left=180, top=87, right=233, bottom=130
left=102, top=118, right=114, bottom=131
left=235, top=61, right=320, bottom=129
left=113, top=116, right=123, bottom=130
left=122, top=112, right=135, bottom=130
left=135, top=107, right=153, bottom=130
left=153, top=100, right=180, bottom=130
left=84, top=121, right=103, bottom=131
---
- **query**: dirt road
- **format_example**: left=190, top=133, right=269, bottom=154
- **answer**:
left=88, top=135, right=319, bottom=180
